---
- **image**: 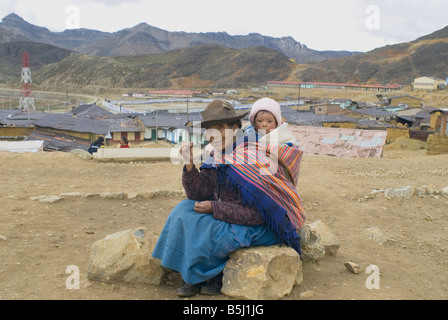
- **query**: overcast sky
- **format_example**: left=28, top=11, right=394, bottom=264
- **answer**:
left=1, top=0, right=447, bottom=52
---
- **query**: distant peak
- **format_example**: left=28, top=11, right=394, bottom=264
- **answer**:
left=1, top=12, right=50, bottom=32
left=2, top=12, right=24, bottom=21
left=1, top=12, right=30, bottom=26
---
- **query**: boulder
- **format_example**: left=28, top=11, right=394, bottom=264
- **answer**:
left=70, top=149, right=92, bottom=160
left=30, top=195, right=64, bottom=203
left=99, top=192, right=126, bottom=200
left=299, top=225, right=326, bottom=262
left=442, top=186, right=448, bottom=196
left=416, top=185, right=440, bottom=197
left=366, top=226, right=389, bottom=245
left=385, top=186, right=415, bottom=198
left=60, top=192, right=84, bottom=199
left=308, top=220, right=340, bottom=256
left=221, top=246, right=302, bottom=300
left=87, top=227, right=165, bottom=285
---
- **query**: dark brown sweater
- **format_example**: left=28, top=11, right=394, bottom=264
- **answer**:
left=182, top=165, right=263, bottom=226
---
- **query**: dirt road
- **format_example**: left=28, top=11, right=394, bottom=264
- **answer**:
left=0, top=148, right=447, bottom=300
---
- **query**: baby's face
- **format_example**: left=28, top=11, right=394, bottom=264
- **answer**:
left=255, top=111, right=277, bottom=134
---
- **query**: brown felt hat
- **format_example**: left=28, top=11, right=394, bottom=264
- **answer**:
left=196, top=100, right=249, bottom=128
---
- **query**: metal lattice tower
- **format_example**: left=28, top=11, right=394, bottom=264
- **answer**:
left=19, top=52, right=36, bottom=111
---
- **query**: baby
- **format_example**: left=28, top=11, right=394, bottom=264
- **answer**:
left=245, top=97, right=296, bottom=146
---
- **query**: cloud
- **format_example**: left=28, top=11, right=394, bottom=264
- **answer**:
left=0, top=0, right=19, bottom=19
left=351, top=0, right=448, bottom=45
left=75, top=0, right=143, bottom=6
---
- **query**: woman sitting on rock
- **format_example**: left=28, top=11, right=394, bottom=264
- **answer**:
left=152, top=100, right=306, bottom=297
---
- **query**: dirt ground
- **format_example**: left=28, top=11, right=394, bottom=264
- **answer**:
left=0, top=146, right=447, bottom=301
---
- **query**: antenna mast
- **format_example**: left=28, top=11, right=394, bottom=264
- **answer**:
left=19, top=52, right=36, bottom=111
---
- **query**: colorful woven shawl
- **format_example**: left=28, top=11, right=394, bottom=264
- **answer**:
left=215, top=142, right=306, bottom=255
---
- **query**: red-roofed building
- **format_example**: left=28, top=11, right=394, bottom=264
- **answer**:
left=267, top=81, right=402, bottom=92
left=148, top=90, right=202, bottom=98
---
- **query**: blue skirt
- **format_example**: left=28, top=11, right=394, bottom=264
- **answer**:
left=152, top=200, right=280, bottom=285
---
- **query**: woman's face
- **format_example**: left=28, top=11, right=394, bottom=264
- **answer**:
left=205, top=123, right=237, bottom=152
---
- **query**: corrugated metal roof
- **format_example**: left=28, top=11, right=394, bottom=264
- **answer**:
left=355, top=120, right=395, bottom=128
left=25, top=129, right=91, bottom=152
left=149, top=90, right=202, bottom=95
left=353, top=108, right=397, bottom=117
left=283, top=111, right=356, bottom=126
left=70, top=103, right=115, bottom=119
left=388, top=95, right=424, bottom=101
left=33, top=113, right=110, bottom=135
left=0, top=109, right=44, bottom=127
left=107, top=116, right=144, bottom=133
left=0, top=109, right=16, bottom=119
left=268, top=81, right=402, bottom=89
left=139, top=113, right=202, bottom=128
left=0, top=119, right=35, bottom=127
left=429, top=109, right=448, bottom=115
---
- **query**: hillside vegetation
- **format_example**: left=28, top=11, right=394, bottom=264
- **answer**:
left=293, top=38, right=448, bottom=84
left=0, top=13, right=447, bottom=92
left=0, top=41, right=72, bottom=83
left=33, top=45, right=292, bottom=90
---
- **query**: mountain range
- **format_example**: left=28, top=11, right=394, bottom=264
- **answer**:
left=0, top=13, right=356, bottom=63
left=293, top=25, right=448, bottom=85
left=0, top=13, right=447, bottom=90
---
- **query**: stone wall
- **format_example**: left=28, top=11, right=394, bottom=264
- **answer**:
left=386, top=127, right=410, bottom=144
left=426, top=134, right=448, bottom=156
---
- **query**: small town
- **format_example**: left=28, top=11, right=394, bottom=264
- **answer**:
left=0, top=2, right=448, bottom=306
left=1, top=76, right=448, bottom=158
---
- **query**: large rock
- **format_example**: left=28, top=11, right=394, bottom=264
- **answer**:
left=308, top=220, right=340, bottom=256
left=99, top=192, right=126, bottom=200
left=30, top=195, right=64, bottom=203
left=442, top=186, right=448, bottom=196
left=299, top=225, right=326, bottom=262
left=221, top=246, right=302, bottom=300
left=70, top=149, right=93, bottom=160
left=416, top=185, right=440, bottom=197
left=87, top=227, right=165, bottom=285
left=385, top=186, right=415, bottom=198
left=366, top=226, right=389, bottom=245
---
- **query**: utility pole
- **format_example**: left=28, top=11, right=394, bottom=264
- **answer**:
left=186, top=98, right=190, bottom=143
left=187, top=98, right=190, bottom=124
left=155, top=110, right=159, bottom=145
left=66, top=90, right=70, bottom=112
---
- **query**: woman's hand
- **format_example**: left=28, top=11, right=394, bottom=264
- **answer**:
left=194, top=201, right=213, bottom=214
left=180, top=142, right=194, bottom=170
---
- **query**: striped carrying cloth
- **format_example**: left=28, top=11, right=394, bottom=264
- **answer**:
left=216, top=142, right=306, bottom=255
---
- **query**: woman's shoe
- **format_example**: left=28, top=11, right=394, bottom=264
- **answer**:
left=200, top=273, right=223, bottom=296
left=176, top=282, right=205, bottom=297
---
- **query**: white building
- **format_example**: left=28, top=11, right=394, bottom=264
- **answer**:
left=413, top=76, right=445, bottom=91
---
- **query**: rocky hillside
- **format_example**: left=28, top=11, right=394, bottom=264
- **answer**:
left=0, top=41, right=73, bottom=83
left=0, top=13, right=357, bottom=63
left=1, top=13, right=447, bottom=89
left=293, top=26, right=448, bottom=84
left=33, top=45, right=293, bottom=90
